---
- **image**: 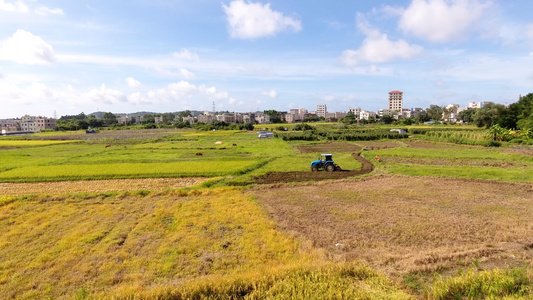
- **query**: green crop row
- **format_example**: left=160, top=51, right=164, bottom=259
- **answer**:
left=275, top=129, right=409, bottom=141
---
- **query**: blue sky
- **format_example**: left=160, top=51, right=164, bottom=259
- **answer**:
left=1, top=0, right=532, bottom=119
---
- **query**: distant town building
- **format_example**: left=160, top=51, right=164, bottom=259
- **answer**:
left=335, top=112, right=347, bottom=119
left=349, top=108, right=362, bottom=117
left=388, top=91, right=403, bottom=111
left=197, top=111, right=215, bottom=123
left=325, top=112, right=336, bottom=120
left=359, top=110, right=375, bottom=120
left=0, top=118, right=21, bottom=132
left=468, top=101, right=490, bottom=109
left=378, top=109, right=398, bottom=118
left=154, top=116, right=163, bottom=124
left=20, top=115, right=56, bottom=132
left=221, top=113, right=236, bottom=124
left=117, top=115, right=132, bottom=125
left=182, top=116, right=195, bottom=124
left=403, top=107, right=423, bottom=119
left=242, top=113, right=255, bottom=124
left=316, top=104, right=327, bottom=118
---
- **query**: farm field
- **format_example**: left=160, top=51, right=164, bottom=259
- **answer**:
left=1, top=127, right=533, bottom=298
left=251, top=175, right=533, bottom=296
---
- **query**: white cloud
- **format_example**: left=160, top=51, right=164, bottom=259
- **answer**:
left=0, top=0, right=28, bottom=13
left=527, top=24, right=533, bottom=44
left=340, top=20, right=422, bottom=67
left=398, top=0, right=490, bottom=43
left=340, top=14, right=422, bottom=67
left=198, top=84, right=229, bottom=100
left=262, top=89, right=278, bottom=99
left=86, top=84, right=127, bottom=104
left=34, top=6, right=64, bottom=16
left=126, top=77, right=141, bottom=88
left=138, top=81, right=232, bottom=106
left=366, top=65, right=380, bottom=73
left=179, top=68, right=196, bottom=80
left=127, top=92, right=148, bottom=104
left=0, top=30, right=56, bottom=65
left=223, top=0, right=301, bottom=39
left=172, top=48, right=199, bottom=61
left=322, top=94, right=335, bottom=102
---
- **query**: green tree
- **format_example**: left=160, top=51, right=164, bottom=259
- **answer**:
left=102, top=112, right=118, bottom=126
left=264, top=110, right=282, bottom=123
left=379, top=115, right=394, bottom=124
left=415, top=110, right=430, bottom=123
left=458, top=109, right=476, bottom=123
left=161, top=113, right=175, bottom=124
left=473, top=102, right=507, bottom=128
left=342, top=111, right=357, bottom=124
left=142, top=115, right=155, bottom=124
left=177, top=110, right=192, bottom=122
left=239, top=122, right=254, bottom=131
left=426, top=105, right=443, bottom=121
left=513, top=93, right=533, bottom=130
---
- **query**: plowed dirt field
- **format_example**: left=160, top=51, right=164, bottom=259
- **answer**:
left=251, top=175, right=533, bottom=277
left=253, top=152, right=374, bottom=184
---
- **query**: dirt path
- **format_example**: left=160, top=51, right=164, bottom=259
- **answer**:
left=253, top=152, right=374, bottom=184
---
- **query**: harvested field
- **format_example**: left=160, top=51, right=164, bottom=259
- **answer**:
left=355, top=141, right=404, bottom=150
left=405, top=140, right=473, bottom=149
left=253, top=153, right=373, bottom=184
left=499, top=146, right=533, bottom=156
left=0, top=177, right=208, bottom=196
left=251, top=175, right=533, bottom=278
left=380, top=157, right=528, bottom=168
left=295, top=142, right=361, bottom=154
left=31, top=129, right=181, bottom=141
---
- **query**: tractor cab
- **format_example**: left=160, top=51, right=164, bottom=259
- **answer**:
left=311, top=153, right=339, bottom=172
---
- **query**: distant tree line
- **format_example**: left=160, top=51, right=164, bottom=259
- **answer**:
left=336, top=93, right=533, bottom=130
left=55, top=93, right=533, bottom=131
left=55, top=111, right=254, bottom=131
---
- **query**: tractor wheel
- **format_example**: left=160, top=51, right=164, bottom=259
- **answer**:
left=325, top=164, right=335, bottom=172
left=311, top=166, right=318, bottom=172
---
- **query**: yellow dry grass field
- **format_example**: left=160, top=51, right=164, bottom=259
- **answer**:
left=0, top=177, right=208, bottom=196
left=0, top=189, right=314, bottom=299
left=251, top=175, right=533, bottom=278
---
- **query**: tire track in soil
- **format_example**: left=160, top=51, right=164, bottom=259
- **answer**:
left=252, top=152, right=374, bottom=184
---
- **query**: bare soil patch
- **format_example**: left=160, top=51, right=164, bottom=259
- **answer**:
left=295, top=142, right=362, bottom=154
left=499, top=146, right=533, bottom=156
left=381, top=157, right=528, bottom=168
left=253, top=153, right=373, bottom=184
left=356, top=141, right=404, bottom=150
left=250, top=175, right=533, bottom=277
left=0, top=177, right=207, bottom=196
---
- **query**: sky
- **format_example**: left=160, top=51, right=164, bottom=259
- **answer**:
left=1, top=0, right=533, bottom=119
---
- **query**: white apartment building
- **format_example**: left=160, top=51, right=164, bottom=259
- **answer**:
left=468, top=101, right=490, bottom=109
left=316, top=104, right=327, bottom=118
left=359, top=110, right=375, bottom=120
left=349, top=108, right=362, bottom=117
left=388, top=91, right=403, bottom=111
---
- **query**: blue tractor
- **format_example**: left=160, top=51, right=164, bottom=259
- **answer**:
left=311, top=154, right=341, bottom=172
